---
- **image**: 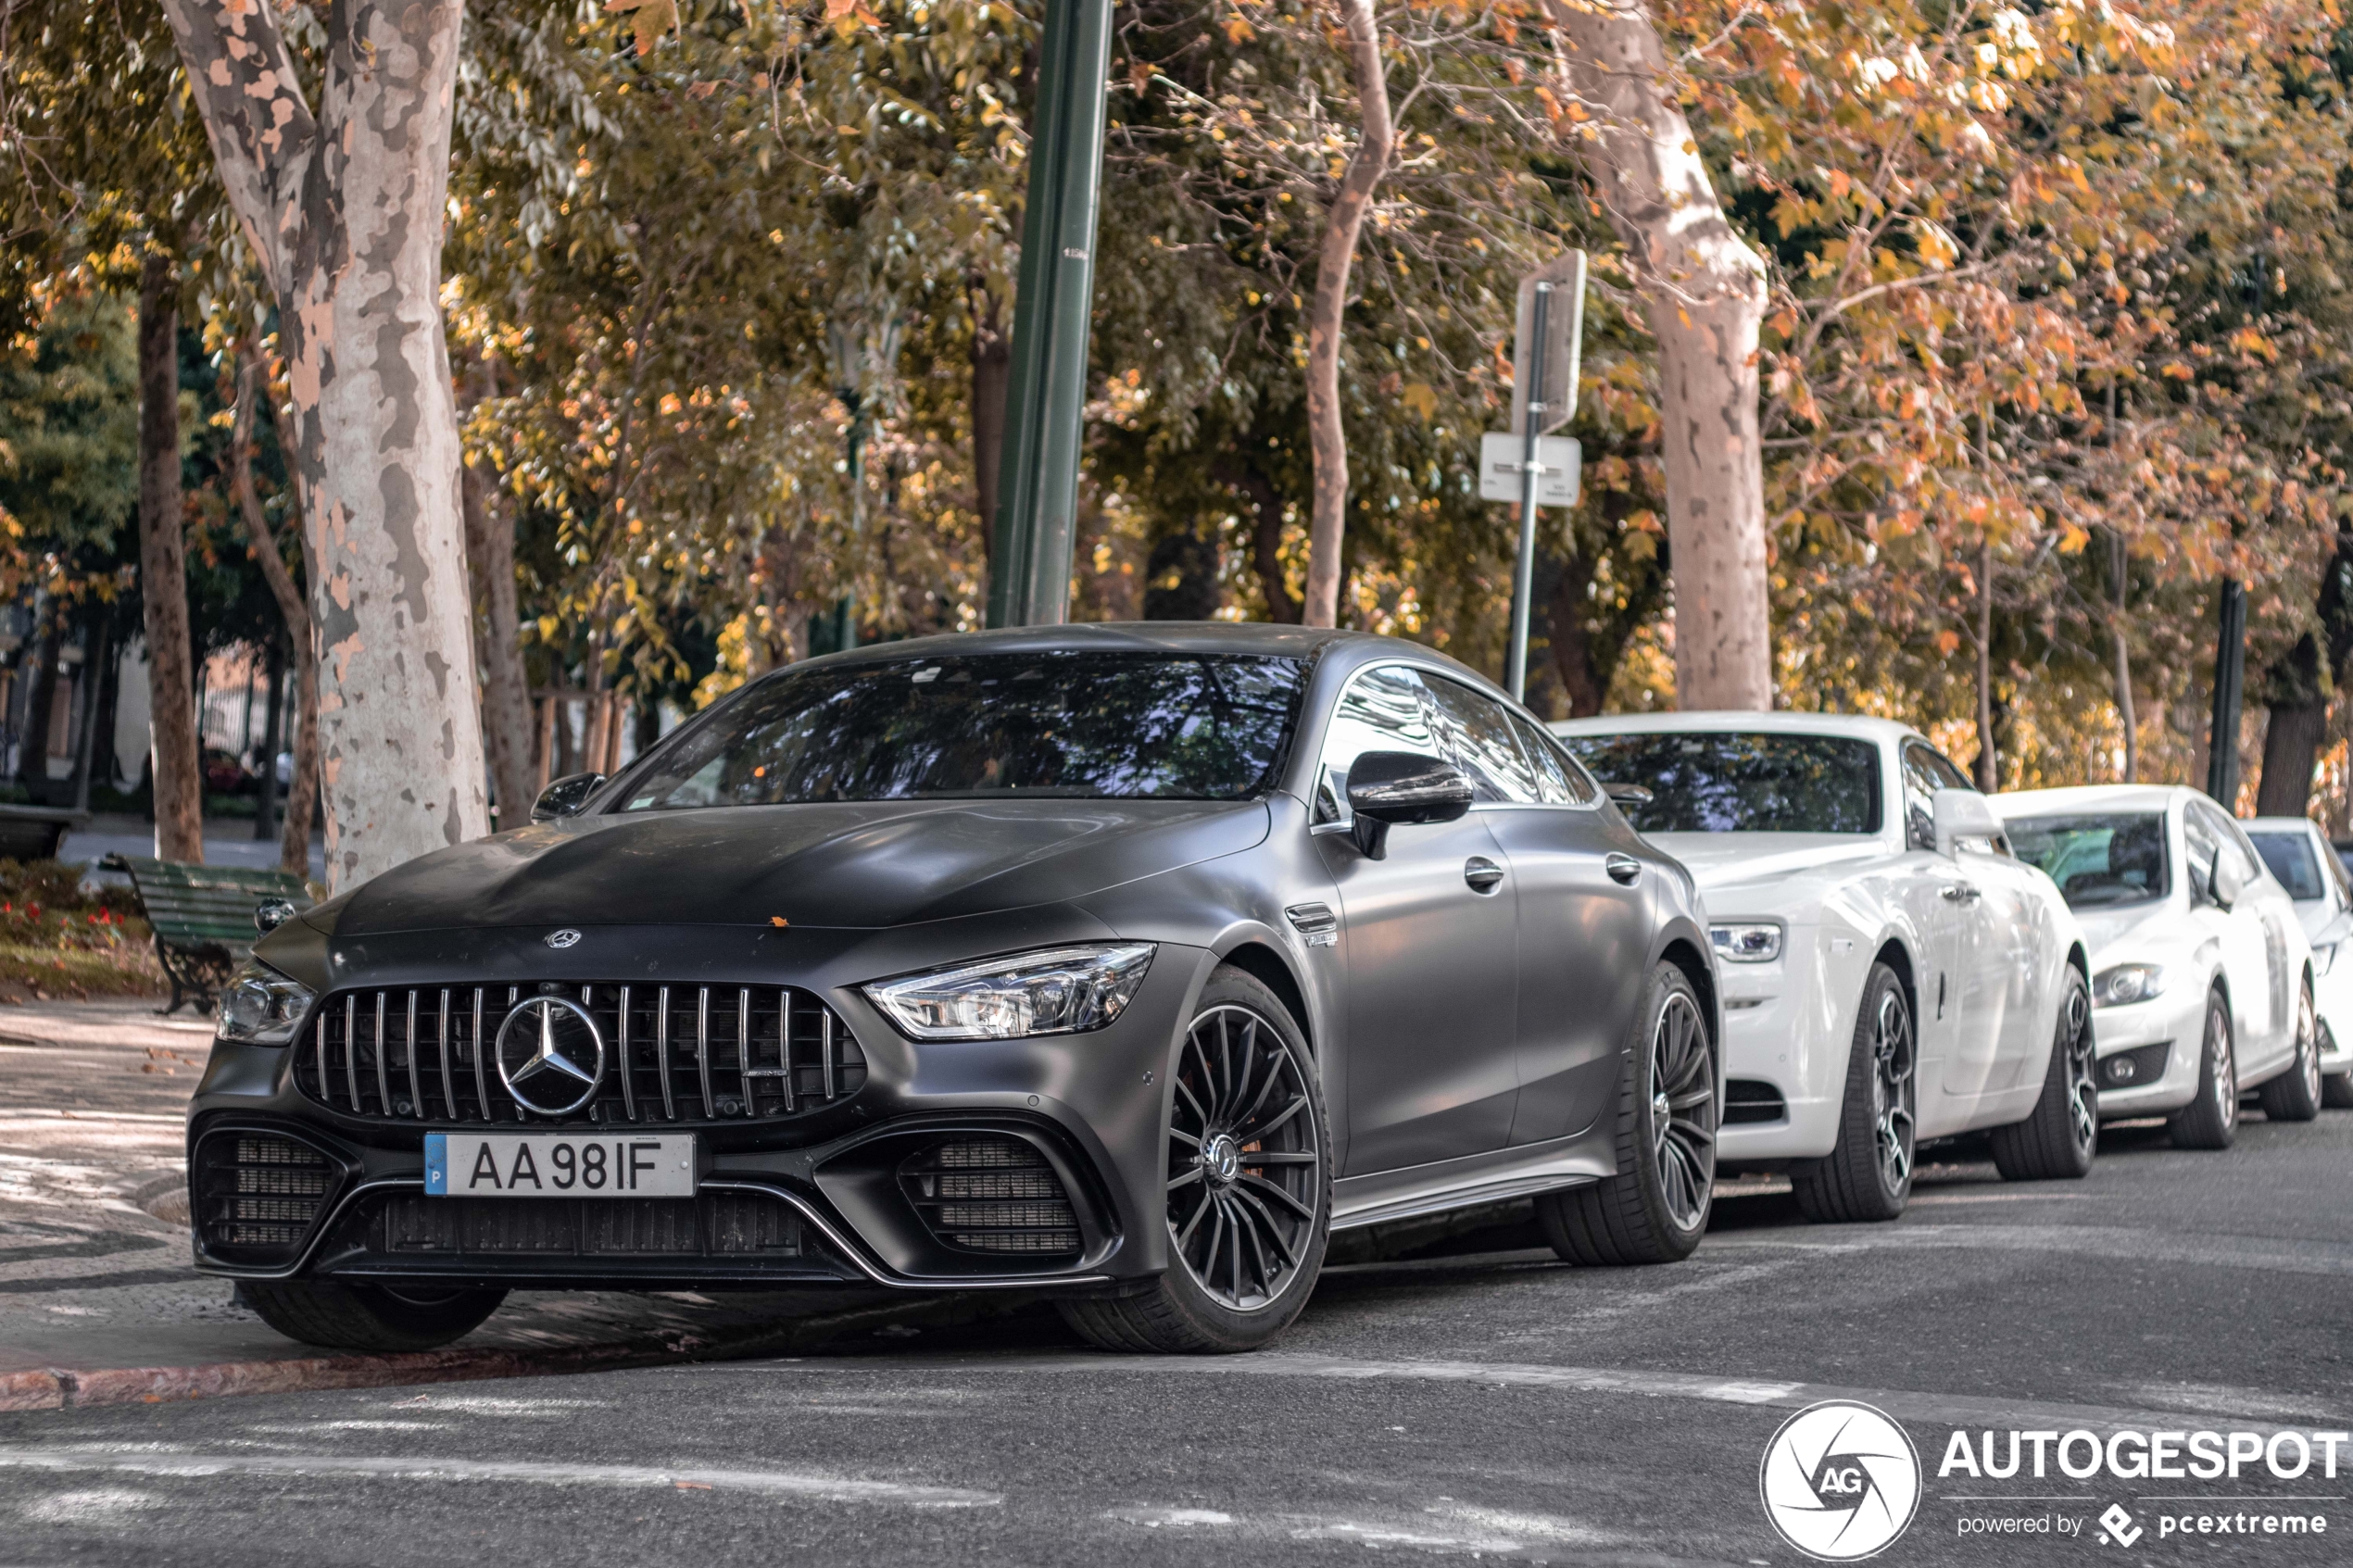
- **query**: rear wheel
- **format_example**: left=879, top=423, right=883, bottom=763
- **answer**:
left=2324, top=1020, right=2353, bottom=1110
left=1058, top=967, right=1330, bottom=1354
left=1792, top=963, right=1914, bottom=1223
left=2170, top=988, right=2237, bottom=1149
left=1537, top=961, right=1717, bottom=1265
left=2258, top=978, right=2322, bottom=1123
left=1990, top=967, right=2097, bottom=1181
left=242, top=1279, right=507, bottom=1351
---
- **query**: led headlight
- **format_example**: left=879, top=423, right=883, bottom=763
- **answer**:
left=2093, top=963, right=2165, bottom=1009
left=1711, top=922, right=1784, bottom=964
left=216, top=960, right=317, bottom=1046
left=865, top=943, right=1157, bottom=1041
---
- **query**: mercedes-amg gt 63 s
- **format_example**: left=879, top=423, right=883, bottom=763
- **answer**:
left=193, top=624, right=1722, bottom=1355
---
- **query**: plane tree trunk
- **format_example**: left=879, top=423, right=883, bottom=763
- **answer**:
left=138, top=254, right=204, bottom=862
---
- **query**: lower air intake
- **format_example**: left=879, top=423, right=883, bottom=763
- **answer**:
left=195, top=1133, right=336, bottom=1261
left=1723, top=1079, right=1789, bottom=1125
left=900, top=1137, right=1080, bottom=1257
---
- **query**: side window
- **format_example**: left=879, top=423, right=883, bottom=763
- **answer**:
left=1314, top=665, right=1436, bottom=824
left=1423, top=676, right=1541, bottom=804
left=1509, top=714, right=1597, bottom=805
left=2183, top=807, right=2220, bottom=901
left=2219, top=817, right=2264, bottom=884
left=1899, top=743, right=1945, bottom=853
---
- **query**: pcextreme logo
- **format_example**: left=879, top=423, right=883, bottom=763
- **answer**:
left=1759, top=1400, right=1923, bottom=1561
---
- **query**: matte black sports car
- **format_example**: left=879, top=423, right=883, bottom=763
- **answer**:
left=194, top=624, right=1722, bottom=1354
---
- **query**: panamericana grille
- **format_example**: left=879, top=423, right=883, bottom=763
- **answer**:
left=293, top=983, right=866, bottom=1125
left=195, top=1134, right=335, bottom=1260
left=900, top=1136, right=1080, bottom=1257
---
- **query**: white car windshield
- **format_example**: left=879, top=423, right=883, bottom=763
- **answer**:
left=2007, top=813, right=2171, bottom=908
left=1561, top=732, right=1881, bottom=834
left=2247, top=831, right=2326, bottom=900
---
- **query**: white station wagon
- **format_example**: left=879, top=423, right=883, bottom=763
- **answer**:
left=1554, top=713, right=2096, bottom=1223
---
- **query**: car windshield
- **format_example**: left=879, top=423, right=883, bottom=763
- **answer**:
left=2248, top=830, right=2325, bottom=900
left=1561, top=732, right=1881, bottom=834
left=616, top=651, right=1308, bottom=809
left=2007, top=813, right=2171, bottom=907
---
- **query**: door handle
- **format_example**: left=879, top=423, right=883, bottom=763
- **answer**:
left=1605, top=853, right=1642, bottom=885
left=1942, top=883, right=1981, bottom=903
left=1464, top=857, right=1506, bottom=893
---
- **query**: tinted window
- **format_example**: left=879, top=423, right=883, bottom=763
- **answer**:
left=1423, top=676, right=1542, bottom=804
left=2249, top=831, right=2326, bottom=900
left=620, top=652, right=1306, bottom=809
left=1315, top=665, right=1438, bottom=823
left=1511, top=714, right=1596, bottom=805
left=2007, top=813, right=2171, bottom=908
left=1563, top=732, right=1881, bottom=834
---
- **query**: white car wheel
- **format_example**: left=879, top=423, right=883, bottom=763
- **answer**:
left=2171, top=988, right=2237, bottom=1150
left=2256, top=979, right=2322, bottom=1123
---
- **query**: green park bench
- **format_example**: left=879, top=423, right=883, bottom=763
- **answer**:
left=99, top=856, right=314, bottom=1016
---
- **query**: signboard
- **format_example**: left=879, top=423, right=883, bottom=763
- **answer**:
left=1510, top=252, right=1588, bottom=438
left=1479, top=433, right=1582, bottom=508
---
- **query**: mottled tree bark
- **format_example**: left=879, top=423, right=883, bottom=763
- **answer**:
left=2256, top=524, right=2353, bottom=818
left=230, top=347, right=320, bottom=879
left=163, top=0, right=488, bottom=889
left=138, top=254, right=204, bottom=862
left=1545, top=0, right=1770, bottom=709
left=461, top=464, right=535, bottom=828
left=1301, top=0, right=1392, bottom=629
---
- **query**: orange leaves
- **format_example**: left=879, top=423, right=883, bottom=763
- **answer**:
left=602, top=0, right=676, bottom=57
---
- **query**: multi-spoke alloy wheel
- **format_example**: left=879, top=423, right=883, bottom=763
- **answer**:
left=1539, top=960, right=1718, bottom=1265
left=1058, top=965, right=1330, bottom=1354
left=1165, top=1003, right=1322, bottom=1311
left=1793, top=961, right=1916, bottom=1223
left=2171, top=988, right=2238, bottom=1150
left=2259, top=979, right=2324, bottom=1123
left=1992, top=966, right=2097, bottom=1181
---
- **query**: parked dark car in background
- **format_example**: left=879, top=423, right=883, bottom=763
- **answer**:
left=192, top=624, right=1722, bottom=1354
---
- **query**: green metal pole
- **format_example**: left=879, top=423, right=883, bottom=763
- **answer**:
left=986, top=0, right=1112, bottom=629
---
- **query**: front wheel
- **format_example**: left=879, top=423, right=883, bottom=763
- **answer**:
left=2325, top=1019, right=2353, bottom=1110
left=242, top=1279, right=508, bottom=1351
left=1792, top=962, right=1915, bottom=1223
left=1990, top=967, right=2097, bottom=1181
left=1537, top=960, right=1718, bottom=1265
left=2171, top=988, right=2238, bottom=1149
left=2257, top=979, right=2322, bottom=1123
left=1058, top=966, right=1330, bottom=1354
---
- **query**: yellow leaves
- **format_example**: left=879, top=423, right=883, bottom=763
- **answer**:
left=1400, top=383, right=1439, bottom=421
left=602, top=0, right=677, bottom=57
left=1224, top=12, right=1255, bottom=44
left=2228, top=327, right=2277, bottom=363
left=2160, top=361, right=2195, bottom=381
left=824, top=0, right=882, bottom=34
left=2057, top=523, right=2090, bottom=556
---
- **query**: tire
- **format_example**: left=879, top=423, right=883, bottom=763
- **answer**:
left=1989, top=967, right=2097, bottom=1181
left=2325, top=1021, right=2353, bottom=1110
left=1058, top=965, right=1330, bottom=1354
left=242, top=1279, right=507, bottom=1351
left=2258, top=977, right=2323, bottom=1123
left=2170, top=988, right=2238, bottom=1149
left=1792, top=962, right=1915, bottom=1223
left=1538, top=961, right=1717, bottom=1265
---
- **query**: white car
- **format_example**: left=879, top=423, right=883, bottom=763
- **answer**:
left=1554, top=713, right=2096, bottom=1223
left=1992, top=786, right=2322, bottom=1145
left=2239, top=815, right=2352, bottom=1108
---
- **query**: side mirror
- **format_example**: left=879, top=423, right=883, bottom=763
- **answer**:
left=1344, top=751, right=1473, bottom=860
left=532, top=771, right=606, bottom=823
left=1604, top=782, right=1654, bottom=807
left=2210, top=854, right=2246, bottom=909
left=1932, top=789, right=2001, bottom=858
left=254, top=897, right=296, bottom=935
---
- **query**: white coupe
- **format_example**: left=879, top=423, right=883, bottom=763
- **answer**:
left=2244, top=814, right=2353, bottom=1108
left=1554, top=714, right=2096, bottom=1223
left=1989, top=785, right=2322, bottom=1145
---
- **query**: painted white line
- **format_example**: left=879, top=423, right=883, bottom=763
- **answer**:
left=707, top=1351, right=2348, bottom=1438
left=0, top=1448, right=1000, bottom=1508
left=1705, top=1222, right=2353, bottom=1278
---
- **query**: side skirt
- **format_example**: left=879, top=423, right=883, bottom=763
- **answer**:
left=1331, top=1124, right=1615, bottom=1233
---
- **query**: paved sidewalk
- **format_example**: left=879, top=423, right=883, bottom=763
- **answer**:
left=0, top=1000, right=919, bottom=1409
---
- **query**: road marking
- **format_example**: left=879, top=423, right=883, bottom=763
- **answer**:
left=707, top=1351, right=2347, bottom=1438
left=0, top=1447, right=1000, bottom=1508
left=1705, top=1222, right=2353, bottom=1277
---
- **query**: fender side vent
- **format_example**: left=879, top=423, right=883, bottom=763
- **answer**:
left=1723, top=1080, right=1788, bottom=1125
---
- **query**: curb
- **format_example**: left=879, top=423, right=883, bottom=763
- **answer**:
left=0, top=1294, right=1017, bottom=1414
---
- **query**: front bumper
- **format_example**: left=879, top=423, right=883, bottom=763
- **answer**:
left=2088, top=991, right=2201, bottom=1117
left=187, top=941, right=1214, bottom=1295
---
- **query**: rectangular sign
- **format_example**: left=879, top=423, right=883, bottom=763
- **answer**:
left=1478, top=433, right=1582, bottom=508
left=424, top=1132, right=697, bottom=1199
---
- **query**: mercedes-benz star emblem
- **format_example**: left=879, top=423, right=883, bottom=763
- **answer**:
left=545, top=928, right=583, bottom=949
left=495, top=996, right=606, bottom=1116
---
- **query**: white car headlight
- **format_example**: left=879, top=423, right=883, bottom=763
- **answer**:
left=216, top=960, right=317, bottom=1046
left=865, top=944, right=1157, bottom=1041
left=1711, top=922, right=1783, bottom=964
left=2314, top=941, right=2339, bottom=977
left=2093, top=963, right=2166, bottom=1009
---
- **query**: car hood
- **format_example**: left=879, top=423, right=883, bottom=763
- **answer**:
left=327, top=798, right=1272, bottom=937
left=2072, top=902, right=2194, bottom=968
left=1642, top=833, right=1887, bottom=902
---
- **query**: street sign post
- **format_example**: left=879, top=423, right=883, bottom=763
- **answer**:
left=1478, top=434, right=1580, bottom=507
left=1504, top=252, right=1587, bottom=702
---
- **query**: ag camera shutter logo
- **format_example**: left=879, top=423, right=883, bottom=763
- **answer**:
left=1759, top=1400, right=1922, bottom=1561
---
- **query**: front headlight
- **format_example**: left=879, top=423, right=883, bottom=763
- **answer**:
left=2314, top=941, right=2339, bottom=977
left=1712, top=922, right=1784, bottom=964
left=2093, top=963, right=2166, bottom=1009
left=864, top=943, right=1157, bottom=1041
left=217, top=960, right=317, bottom=1046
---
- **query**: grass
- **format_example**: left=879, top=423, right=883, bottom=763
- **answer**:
left=0, top=859, right=165, bottom=1002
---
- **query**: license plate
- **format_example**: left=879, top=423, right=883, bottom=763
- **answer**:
left=424, top=1132, right=697, bottom=1198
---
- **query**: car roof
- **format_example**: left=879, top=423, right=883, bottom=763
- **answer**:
left=2244, top=816, right=2325, bottom=836
left=1549, top=710, right=1922, bottom=746
left=1991, top=784, right=2194, bottom=815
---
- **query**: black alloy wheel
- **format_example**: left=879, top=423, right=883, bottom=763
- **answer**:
left=1991, top=966, right=2097, bottom=1180
left=1540, top=960, right=1718, bottom=1265
left=1058, top=966, right=1330, bottom=1353
left=1793, top=962, right=1915, bottom=1223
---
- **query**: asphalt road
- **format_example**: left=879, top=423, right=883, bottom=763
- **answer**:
left=4, top=1109, right=2348, bottom=1567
